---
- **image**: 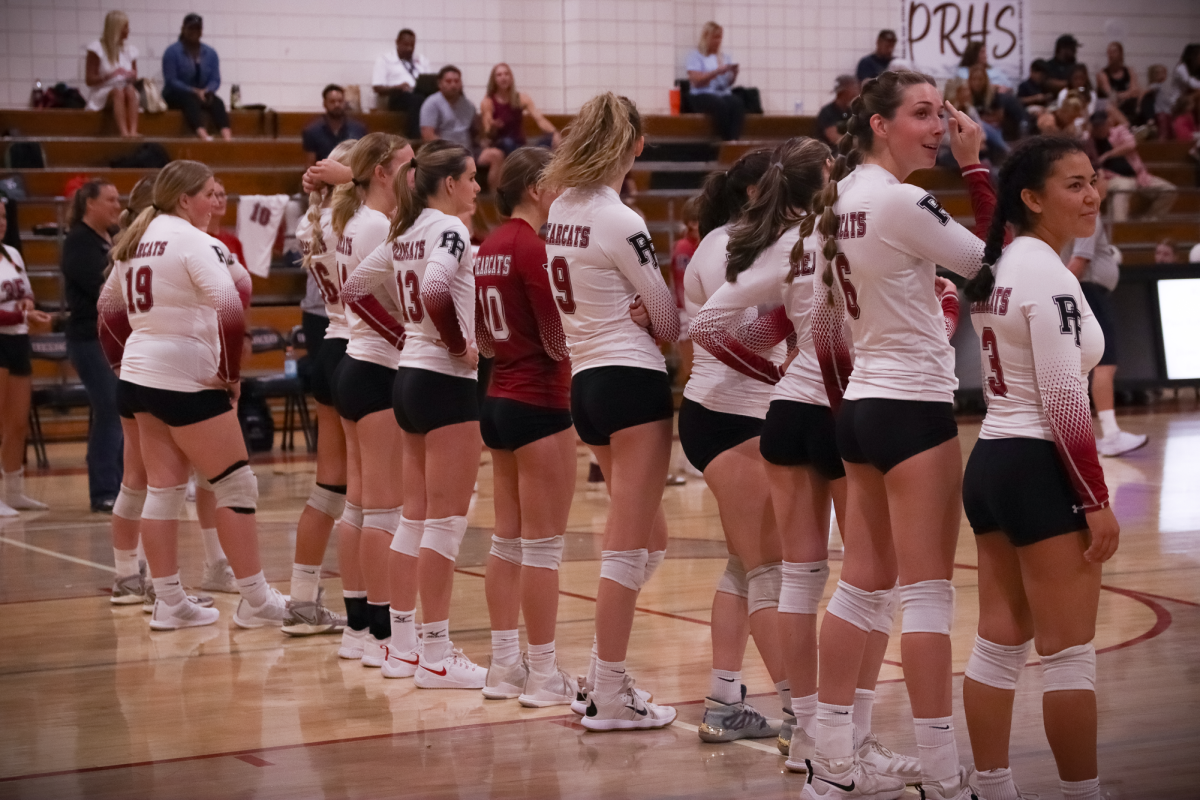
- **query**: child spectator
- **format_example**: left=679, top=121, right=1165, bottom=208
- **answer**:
left=1056, top=64, right=1097, bottom=118
left=1154, top=238, right=1179, bottom=264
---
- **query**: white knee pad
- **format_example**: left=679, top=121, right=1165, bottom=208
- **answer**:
left=965, top=636, right=1032, bottom=691
left=1040, top=643, right=1096, bottom=693
left=112, top=484, right=147, bottom=521
left=826, top=580, right=891, bottom=633
left=871, top=585, right=898, bottom=634
left=211, top=464, right=258, bottom=512
left=716, top=555, right=748, bottom=599
left=363, top=506, right=403, bottom=534
left=747, top=562, right=783, bottom=616
left=142, top=484, right=187, bottom=521
left=899, top=579, right=955, bottom=636
left=340, top=501, right=363, bottom=530
left=307, top=484, right=347, bottom=519
left=779, top=560, right=829, bottom=615
left=599, top=548, right=649, bottom=592
left=521, top=535, right=564, bottom=570
left=389, top=516, right=423, bottom=557
left=420, top=515, right=469, bottom=562
left=489, top=534, right=522, bottom=566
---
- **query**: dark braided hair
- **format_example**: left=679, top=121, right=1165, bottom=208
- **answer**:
left=963, top=135, right=1088, bottom=303
left=696, top=148, right=773, bottom=237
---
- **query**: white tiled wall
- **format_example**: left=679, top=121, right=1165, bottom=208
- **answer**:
left=2, top=0, right=1198, bottom=118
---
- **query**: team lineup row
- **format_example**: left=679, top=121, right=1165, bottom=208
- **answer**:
left=90, top=70, right=1114, bottom=800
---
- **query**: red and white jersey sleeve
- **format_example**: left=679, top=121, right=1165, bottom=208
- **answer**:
left=220, top=241, right=252, bottom=310
left=340, top=206, right=404, bottom=369
left=297, top=208, right=349, bottom=339
left=0, top=245, right=33, bottom=334
left=341, top=240, right=406, bottom=354
left=973, top=236, right=1108, bottom=511
left=114, top=214, right=245, bottom=391
left=545, top=186, right=679, bottom=375
left=831, top=163, right=986, bottom=403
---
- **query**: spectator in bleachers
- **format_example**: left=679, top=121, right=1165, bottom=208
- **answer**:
left=61, top=179, right=124, bottom=513
left=1141, top=63, right=1170, bottom=126
left=480, top=64, right=561, bottom=154
left=373, top=28, right=429, bottom=139
left=1155, top=238, right=1180, bottom=263
left=956, top=41, right=1012, bottom=91
left=1037, top=93, right=1086, bottom=137
left=1092, top=105, right=1177, bottom=221
left=685, top=22, right=745, bottom=142
left=85, top=11, right=140, bottom=138
left=1056, top=65, right=1097, bottom=117
left=206, top=178, right=244, bottom=268
left=161, top=13, right=231, bottom=141
left=1170, top=91, right=1199, bottom=152
left=817, top=75, right=859, bottom=147
left=420, top=66, right=505, bottom=188
left=856, top=29, right=897, bottom=80
left=1017, top=59, right=1054, bottom=114
left=1043, top=34, right=1080, bottom=94
left=967, top=64, right=1025, bottom=140
left=944, top=77, right=1008, bottom=165
left=1097, top=41, right=1142, bottom=122
left=303, top=84, right=368, bottom=166
left=1156, top=44, right=1200, bottom=130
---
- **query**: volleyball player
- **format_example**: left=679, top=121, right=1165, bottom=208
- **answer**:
left=282, top=138, right=359, bottom=636
left=540, top=93, right=679, bottom=731
left=801, top=73, right=993, bottom=799
left=343, top=140, right=486, bottom=687
left=327, top=132, right=411, bottom=663
left=960, top=137, right=1117, bottom=800
left=98, top=160, right=286, bottom=631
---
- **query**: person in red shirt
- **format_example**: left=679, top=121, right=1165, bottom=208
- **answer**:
left=207, top=178, right=245, bottom=269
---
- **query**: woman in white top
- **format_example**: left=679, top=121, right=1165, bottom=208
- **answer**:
left=325, top=133, right=411, bottom=665
left=541, top=93, right=680, bottom=731
left=960, top=136, right=1119, bottom=800
left=86, top=11, right=140, bottom=138
left=98, top=160, right=286, bottom=632
left=344, top=140, right=486, bottom=688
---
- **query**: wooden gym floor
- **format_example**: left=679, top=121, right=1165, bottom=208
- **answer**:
left=0, top=409, right=1198, bottom=799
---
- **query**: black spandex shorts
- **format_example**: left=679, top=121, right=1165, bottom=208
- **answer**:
left=836, top=398, right=957, bottom=474
left=0, top=333, right=31, bottom=377
left=759, top=400, right=846, bottom=481
left=962, top=437, right=1087, bottom=546
left=311, top=336, right=347, bottom=407
left=333, top=356, right=397, bottom=423
left=117, top=380, right=232, bottom=427
left=1081, top=283, right=1117, bottom=366
left=480, top=396, right=573, bottom=451
left=677, top=397, right=763, bottom=473
left=393, top=366, right=478, bottom=434
left=570, top=366, right=675, bottom=447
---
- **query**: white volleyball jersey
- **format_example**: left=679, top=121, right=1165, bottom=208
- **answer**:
left=972, top=235, right=1107, bottom=510
left=339, top=206, right=404, bottom=369
left=545, top=185, right=680, bottom=375
left=685, top=225, right=791, bottom=417
left=98, top=214, right=245, bottom=391
left=0, top=245, right=33, bottom=335
left=236, top=194, right=289, bottom=278
left=820, top=163, right=985, bottom=403
left=296, top=208, right=349, bottom=340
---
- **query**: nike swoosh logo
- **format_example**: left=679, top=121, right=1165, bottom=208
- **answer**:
left=717, top=677, right=735, bottom=682
left=817, top=777, right=855, bottom=792
left=626, top=704, right=648, bottom=716
left=398, top=655, right=419, bottom=665
left=422, top=665, right=448, bottom=676
left=833, top=710, right=849, bottom=715
left=932, top=725, right=950, bottom=730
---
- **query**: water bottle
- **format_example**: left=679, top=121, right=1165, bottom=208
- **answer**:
left=283, top=345, right=297, bottom=378
left=31, top=79, right=44, bottom=108
left=230, top=84, right=241, bottom=110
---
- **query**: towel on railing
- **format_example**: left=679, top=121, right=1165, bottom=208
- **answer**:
left=235, top=194, right=290, bottom=277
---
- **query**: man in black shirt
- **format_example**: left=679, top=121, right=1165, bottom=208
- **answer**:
left=856, top=30, right=897, bottom=81
left=302, top=84, right=368, bottom=166
left=61, top=180, right=123, bottom=512
left=818, top=75, right=859, bottom=147
left=1017, top=59, right=1054, bottom=109
left=1044, top=35, right=1079, bottom=93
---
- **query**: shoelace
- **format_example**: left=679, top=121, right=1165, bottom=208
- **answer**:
left=721, top=705, right=767, bottom=731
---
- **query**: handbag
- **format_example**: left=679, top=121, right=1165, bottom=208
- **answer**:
left=138, top=77, right=168, bottom=114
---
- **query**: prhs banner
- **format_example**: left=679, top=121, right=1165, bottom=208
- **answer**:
left=901, top=0, right=1030, bottom=86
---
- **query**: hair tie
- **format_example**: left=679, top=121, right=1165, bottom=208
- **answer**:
left=772, top=161, right=785, bottom=169
left=410, top=157, right=418, bottom=170
left=151, top=203, right=161, bottom=212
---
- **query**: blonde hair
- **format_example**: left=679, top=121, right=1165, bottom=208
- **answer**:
left=111, top=160, right=212, bottom=263
left=330, top=132, right=407, bottom=238
left=119, top=175, right=156, bottom=230
left=540, top=93, right=642, bottom=190
left=101, top=11, right=128, bottom=65
left=388, top=139, right=473, bottom=241
left=303, top=139, right=358, bottom=269
left=699, top=21, right=722, bottom=54
left=486, top=63, right=520, bottom=109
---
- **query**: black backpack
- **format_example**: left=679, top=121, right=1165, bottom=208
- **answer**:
left=5, top=142, right=46, bottom=169
left=237, top=383, right=276, bottom=453
left=110, top=143, right=170, bottom=169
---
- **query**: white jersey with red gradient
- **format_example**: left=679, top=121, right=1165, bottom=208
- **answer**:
left=545, top=185, right=680, bottom=375
left=338, top=206, right=404, bottom=369
left=972, top=235, right=1108, bottom=511
left=0, top=245, right=33, bottom=334
left=296, top=207, right=349, bottom=340
left=98, top=214, right=245, bottom=392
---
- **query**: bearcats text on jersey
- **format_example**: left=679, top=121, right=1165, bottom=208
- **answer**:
left=475, top=254, right=512, bottom=276
left=545, top=224, right=590, bottom=248
left=970, top=286, right=1013, bottom=317
left=133, top=240, right=168, bottom=259
left=392, top=240, right=426, bottom=261
left=835, top=212, right=867, bottom=241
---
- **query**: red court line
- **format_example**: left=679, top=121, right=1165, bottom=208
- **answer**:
left=234, top=755, right=273, bottom=767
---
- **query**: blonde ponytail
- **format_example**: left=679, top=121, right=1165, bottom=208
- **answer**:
left=331, top=132, right=406, bottom=239
left=111, top=160, right=212, bottom=263
left=540, top=92, right=642, bottom=190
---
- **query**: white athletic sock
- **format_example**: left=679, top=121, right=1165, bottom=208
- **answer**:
left=794, top=693, right=818, bottom=738
left=816, top=702, right=856, bottom=760
left=975, top=767, right=1020, bottom=800
left=914, top=716, right=959, bottom=784
left=644, top=550, right=665, bottom=585
left=3, top=467, right=25, bottom=499
left=527, top=641, right=556, bottom=676
left=200, top=527, right=226, bottom=565
left=853, top=688, right=875, bottom=735
left=152, top=573, right=187, bottom=607
left=491, top=629, right=521, bottom=666
left=236, top=571, right=271, bottom=608
left=594, top=657, right=626, bottom=701
left=422, top=619, right=451, bottom=663
left=113, top=548, right=140, bottom=578
left=710, top=669, right=741, bottom=704
left=390, top=608, right=418, bottom=652
left=1098, top=409, right=1119, bottom=438
left=774, top=680, right=792, bottom=716
left=1060, top=777, right=1101, bottom=800
left=586, top=636, right=599, bottom=687
left=290, top=563, right=320, bottom=604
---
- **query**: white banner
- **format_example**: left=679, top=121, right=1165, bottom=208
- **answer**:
left=901, top=0, right=1031, bottom=86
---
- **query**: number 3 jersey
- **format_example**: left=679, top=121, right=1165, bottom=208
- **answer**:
left=474, top=218, right=570, bottom=408
left=971, top=235, right=1108, bottom=510
left=296, top=207, right=349, bottom=340
left=0, top=244, right=33, bottom=334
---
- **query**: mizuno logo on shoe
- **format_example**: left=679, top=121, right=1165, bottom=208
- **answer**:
left=626, top=704, right=647, bottom=716
left=423, top=665, right=448, bottom=676
left=816, top=776, right=855, bottom=792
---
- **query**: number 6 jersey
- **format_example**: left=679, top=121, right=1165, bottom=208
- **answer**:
left=296, top=207, right=349, bottom=341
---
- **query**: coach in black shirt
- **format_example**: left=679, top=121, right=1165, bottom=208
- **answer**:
left=302, top=84, right=368, bottom=166
left=61, top=180, right=123, bottom=512
left=818, top=75, right=859, bottom=147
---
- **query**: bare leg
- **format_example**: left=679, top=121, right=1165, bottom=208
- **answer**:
left=417, top=420, right=482, bottom=623
left=123, top=86, right=140, bottom=136
left=338, top=416, right=364, bottom=593
left=357, top=409, right=402, bottom=605
left=1, top=374, right=32, bottom=473
left=134, top=414, right=190, bottom=579
left=111, top=418, right=144, bottom=553
left=1090, top=365, right=1116, bottom=414
left=110, top=90, right=131, bottom=137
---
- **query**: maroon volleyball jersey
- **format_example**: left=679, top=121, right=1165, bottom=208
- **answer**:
left=474, top=218, right=571, bottom=408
